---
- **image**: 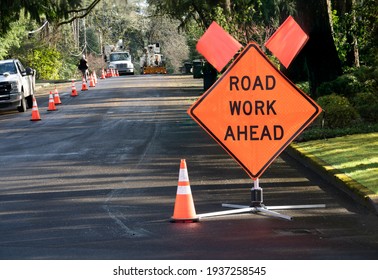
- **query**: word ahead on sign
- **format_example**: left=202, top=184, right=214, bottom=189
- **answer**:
left=188, top=42, right=322, bottom=179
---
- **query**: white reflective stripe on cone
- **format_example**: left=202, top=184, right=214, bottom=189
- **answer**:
left=179, top=169, right=189, bottom=182
left=177, top=186, right=192, bottom=195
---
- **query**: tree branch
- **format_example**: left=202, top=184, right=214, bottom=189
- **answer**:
left=57, top=0, right=102, bottom=26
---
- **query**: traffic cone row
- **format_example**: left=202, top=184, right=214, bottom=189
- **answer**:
left=103, top=68, right=120, bottom=78
left=30, top=69, right=105, bottom=121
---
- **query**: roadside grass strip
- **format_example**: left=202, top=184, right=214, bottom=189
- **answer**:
left=292, top=133, right=378, bottom=195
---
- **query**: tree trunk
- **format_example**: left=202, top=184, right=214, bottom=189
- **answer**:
left=295, top=0, right=342, bottom=97
left=350, top=0, right=360, bottom=67
left=220, top=0, right=231, bottom=14
left=326, top=0, right=334, bottom=35
left=332, top=0, right=360, bottom=67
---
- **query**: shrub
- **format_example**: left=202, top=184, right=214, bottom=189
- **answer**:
left=317, top=81, right=334, bottom=96
left=59, top=61, right=79, bottom=80
left=85, top=53, right=107, bottom=76
left=296, top=81, right=310, bottom=94
left=332, top=74, right=361, bottom=97
left=316, top=94, right=360, bottom=128
left=317, top=67, right=377, bottom=98
left=298, top=123, right=378, bottom=142
left=27, top=47, right=62, bottom=80
left=353, top=65, right=373, bottom=81
left=352, top=92, right=378, bottom=122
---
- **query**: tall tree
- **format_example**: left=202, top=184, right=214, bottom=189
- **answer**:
left=0, top=16, right=28, bottom=59
left=0, top=0, right=102, bottom=36
left=148, top=0, right=290, bottom=45
left=289, top=0, right=342, bottom=97
left=332, top=0, right=360, bottom=67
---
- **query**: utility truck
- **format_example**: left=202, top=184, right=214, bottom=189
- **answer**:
left=104, top=40, right=134, bottom=75
left=140, top=43, right=167, bottom=74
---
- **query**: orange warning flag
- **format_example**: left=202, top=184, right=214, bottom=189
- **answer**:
left=265, top=16, right=309, bottom=69
left=196, top=21, right=243, bottom=72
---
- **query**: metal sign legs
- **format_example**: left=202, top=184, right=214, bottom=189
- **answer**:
left=197, top=179, right=326, bottom=221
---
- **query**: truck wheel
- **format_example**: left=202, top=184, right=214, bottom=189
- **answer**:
left=17, top=92, right=27, bottom=112
left=26, top=94, right=33, bottom=109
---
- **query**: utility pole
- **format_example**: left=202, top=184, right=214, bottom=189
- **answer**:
left=99, top=29, right=103, bottom=55
left=83, top=18, right=87, bottom=56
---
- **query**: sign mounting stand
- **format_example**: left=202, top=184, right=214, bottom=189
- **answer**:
left=189, top=42, right=326, bottom=221
left=197, top=178, right=326, bottom=221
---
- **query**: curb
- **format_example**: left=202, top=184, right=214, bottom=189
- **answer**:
left=285, top=143, right=378, bottom=216
left=35, top=81, right=74, bottom=96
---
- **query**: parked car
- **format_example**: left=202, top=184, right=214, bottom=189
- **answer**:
left=0, top=59, right=36, bottom=112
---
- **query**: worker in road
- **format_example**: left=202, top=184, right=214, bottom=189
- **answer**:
left=78, top=54, right=89, bottom=82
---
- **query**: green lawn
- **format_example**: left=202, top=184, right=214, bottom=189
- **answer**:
left=292, top=133, right=378, bottom=195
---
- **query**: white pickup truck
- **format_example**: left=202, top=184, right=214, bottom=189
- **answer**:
left=0, top=59, right=36, bottom=112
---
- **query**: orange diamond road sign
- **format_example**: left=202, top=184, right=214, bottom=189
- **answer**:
left=188, top=42, right=322, bottom=179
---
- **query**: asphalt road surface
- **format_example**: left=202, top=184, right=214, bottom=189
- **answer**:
left=0, top=75, right=377, bottom=260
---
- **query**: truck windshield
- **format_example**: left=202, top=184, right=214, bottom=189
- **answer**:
left=110, top=53, right=130, bottom=61
left=0, top=62, right=17, bottom=75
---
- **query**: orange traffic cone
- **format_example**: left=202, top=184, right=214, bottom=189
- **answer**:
left=53, top=87, right=62, bottom=105
left=171, top=159, right=199, bottom=223
left=93, top=71, right=98, bottom=84
left=30, top=96, right=41, bottom=121
left=71, top=80, right=78, bottom=97
left=47, top=91, right=56, bottom=111
left=81, top=77, right=88, bottom=91
left=89, top=74, right=95, bottom=87
left=100, top=69, right=106, bottom=79
left=116, top=69, right=120, bottom=77
left=106, top=69, right=112, bottom=78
